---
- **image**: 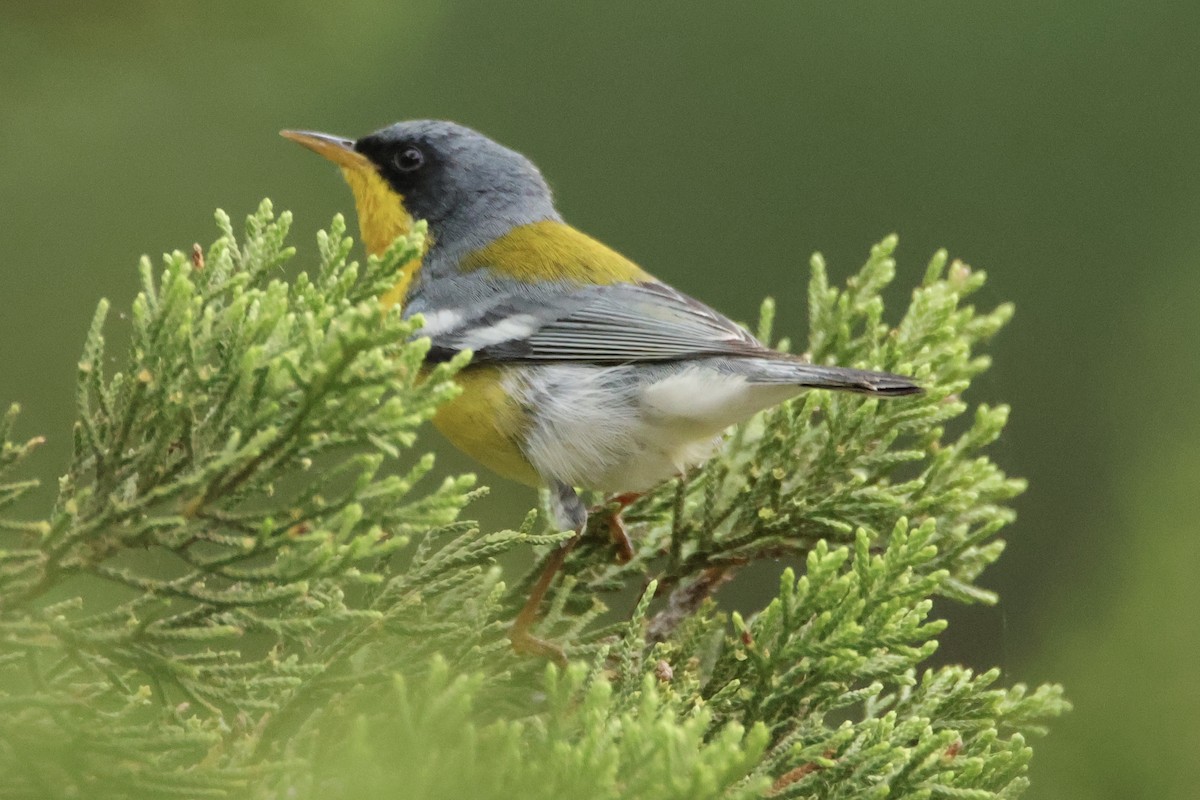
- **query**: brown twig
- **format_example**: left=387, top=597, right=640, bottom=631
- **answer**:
left=646, top=566, right=737, bottom=643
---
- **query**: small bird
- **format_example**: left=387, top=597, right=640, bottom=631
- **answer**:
left=282, top=121, right=920, bottom=658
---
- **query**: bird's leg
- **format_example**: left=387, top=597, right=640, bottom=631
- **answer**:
left=595, top=491, right=642, bottom=564
left=509, top=481, right=587, bottom=665
left=508, top=541, right=577, bottom=664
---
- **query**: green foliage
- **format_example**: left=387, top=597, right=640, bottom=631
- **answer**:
left=297, top=654, right=772, bottom=800
left=0, top=202, right=1066, bottom=798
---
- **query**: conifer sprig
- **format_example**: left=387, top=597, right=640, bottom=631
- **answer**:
left=0, top=202, right=1066, bottom=798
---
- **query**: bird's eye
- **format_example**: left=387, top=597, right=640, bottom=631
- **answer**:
left=394, top=146, right=425, bottom=172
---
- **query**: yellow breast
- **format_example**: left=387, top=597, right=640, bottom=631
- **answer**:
left=430, top=365, right=541, bottom=487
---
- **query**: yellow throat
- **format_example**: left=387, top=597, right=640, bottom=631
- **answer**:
left=280, top=129, right=423, bottom=309
left=337, top=165, right=425, bottom=309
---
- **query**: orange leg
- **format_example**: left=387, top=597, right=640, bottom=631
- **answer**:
left=508, top=535, right=579, bottom=666
left=509, top=486, right=646, bottom=662
left=508, top=481, right=587, bottom=664
left=602, top=491, right=642, bottom=564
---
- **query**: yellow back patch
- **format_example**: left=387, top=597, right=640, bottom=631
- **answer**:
left=461, top=220, right=652, bottom=285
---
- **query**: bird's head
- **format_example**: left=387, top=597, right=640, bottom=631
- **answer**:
left=282, top=120, right=559, bottom=258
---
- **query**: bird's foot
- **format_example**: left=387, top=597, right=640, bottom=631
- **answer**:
left=508, top=536, right=576, bottom=665
left=594, top=491, right=642, bottom=564
left=509, top=484, right=583, bottom=664
left=508, top=625, right=568, bottom=667
left=508, top=486, right=641, bottom=663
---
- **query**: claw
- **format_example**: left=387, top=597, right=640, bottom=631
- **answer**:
left=509, top=625, right=568, bottom=667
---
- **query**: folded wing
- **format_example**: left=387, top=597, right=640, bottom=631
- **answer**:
left=421, top=280, right=768, bottom=364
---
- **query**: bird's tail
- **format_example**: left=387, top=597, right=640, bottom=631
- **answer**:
left=745, top=357, right=922, bottom=397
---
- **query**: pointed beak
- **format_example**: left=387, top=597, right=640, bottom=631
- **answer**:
left=280, top=129, right=371, bottom=170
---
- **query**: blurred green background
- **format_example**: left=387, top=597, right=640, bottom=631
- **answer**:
left=2, top=1, right=1196, bottom=796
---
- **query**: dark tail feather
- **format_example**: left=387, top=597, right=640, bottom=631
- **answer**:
left=751, top=359, right=923, bottom=397
left=793, top=363, right=922, bottom=396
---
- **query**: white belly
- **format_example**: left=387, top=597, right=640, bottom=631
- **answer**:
left=512, top=363, right=799, bottom=492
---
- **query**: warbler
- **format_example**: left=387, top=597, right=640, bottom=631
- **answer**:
left=282, top=121, right=920, bottom=656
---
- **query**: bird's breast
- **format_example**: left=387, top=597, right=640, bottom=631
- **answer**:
left=430, top=365, right=541, bottom=487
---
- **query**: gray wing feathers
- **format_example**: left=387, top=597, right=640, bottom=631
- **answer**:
left=412, top=278, right=922, bottom=396
left=518, top=283, right=762, bottom=361
left=425, top=281, right=767, bottom=363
